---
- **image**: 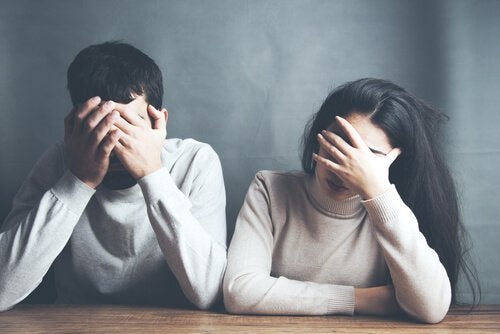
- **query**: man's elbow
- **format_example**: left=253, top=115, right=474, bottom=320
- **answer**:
left=187, top=283, right=222, bottom=310
left=193, top=299, right=213, bottom=310
left=0, top=300, right=15, bottom=313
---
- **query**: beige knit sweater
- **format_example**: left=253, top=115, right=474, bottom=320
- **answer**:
left=224, top=171, right=451, bottom=323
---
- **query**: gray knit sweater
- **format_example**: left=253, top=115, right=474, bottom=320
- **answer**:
left=0, top=138, right=227, bottom=311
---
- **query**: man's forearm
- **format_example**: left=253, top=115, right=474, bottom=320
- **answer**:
left=0, top=171, right=94, bottom=311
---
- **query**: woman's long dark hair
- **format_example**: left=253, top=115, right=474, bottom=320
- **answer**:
left=301, top=78, right=480, bottom=305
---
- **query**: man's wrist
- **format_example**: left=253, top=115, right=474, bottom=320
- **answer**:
left=69, top=167, right=101, bottom=189
left=134, top=162, right=162, bottom=180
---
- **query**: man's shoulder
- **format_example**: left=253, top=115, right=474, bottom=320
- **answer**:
left=162, top=138, right=221, bottom=173
left=164, top=138, right=215, bottom=154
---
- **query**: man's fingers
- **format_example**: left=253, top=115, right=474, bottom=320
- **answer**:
left=115, top=107, right=146, bottom=127
left=147, top=105, right=167, bottom=130
left=147, top=104, right=162, bottom=119
left=74, top=96, right=101, bottom=125
left=114, top=116, right=135, bottom=135
left=99, top=129, right=121, bottom=160
left=82, top=100, right=116, bottom=135
left=91, top=111, right=120, bottom=147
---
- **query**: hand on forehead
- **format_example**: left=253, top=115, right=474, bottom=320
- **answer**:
left=109, top=96, right=151, bottom=126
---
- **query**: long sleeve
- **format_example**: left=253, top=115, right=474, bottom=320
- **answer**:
left=223, top=173, right=355, bottom=315
left=0, top=144, right=95, bottom=311
left=138, top=145, right=227, bottom=310
left=363, top=185, right=452, bottom=323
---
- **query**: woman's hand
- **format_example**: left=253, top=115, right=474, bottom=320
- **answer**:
left=313, top=116, right=401, bottom=200
left=354, top=285, right=403, bottom=316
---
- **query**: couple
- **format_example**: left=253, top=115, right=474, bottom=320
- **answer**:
left=0, top=42, right=474, bottom=323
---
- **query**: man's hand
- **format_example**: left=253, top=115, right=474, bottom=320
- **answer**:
left=64, top=96, right=121, bottom=189
left=113, top=104, right=168, bottom=180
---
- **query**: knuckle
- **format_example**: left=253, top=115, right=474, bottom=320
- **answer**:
left=102, top=143, right=112, bottom=153
left=84, top=120, right=95, bottom=131
left=91, top=130, right=102, bottom=143
left=75, top=112, right=86, bottom=122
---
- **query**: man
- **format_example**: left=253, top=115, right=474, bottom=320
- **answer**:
left=0, top=42, right=227, bottom=311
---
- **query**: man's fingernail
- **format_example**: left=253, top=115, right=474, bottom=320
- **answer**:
left=91, top=96, right=100, bottom=103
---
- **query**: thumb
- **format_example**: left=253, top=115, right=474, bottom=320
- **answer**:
left=386, top=147, right=402, bottom=165
left=147, top=105, right=166, bottom=130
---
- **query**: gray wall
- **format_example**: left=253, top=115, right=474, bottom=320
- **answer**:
left=1, top=0, right=498, bottom=303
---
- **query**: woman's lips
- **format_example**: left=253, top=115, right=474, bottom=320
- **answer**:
left=326, top=179, right=348, bottom=192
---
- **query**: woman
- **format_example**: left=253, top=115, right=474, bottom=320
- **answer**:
left=223, top=78, right=478, bottom=323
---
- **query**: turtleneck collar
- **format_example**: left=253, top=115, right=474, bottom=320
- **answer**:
left=305, top=173, right=364, bottom=218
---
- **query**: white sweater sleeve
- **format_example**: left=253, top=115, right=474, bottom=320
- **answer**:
left=362, top=185, right=452, bottom=323
left=223, top=173, right=355, bottom=315
left=137, top=145, right=227, bottom=310
left=0, top=144, right=95, bottom=312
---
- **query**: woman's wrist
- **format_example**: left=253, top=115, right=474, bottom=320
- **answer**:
left=354, top=285, right=401, bottom=315
left=359, top=181, right=392, bottom=200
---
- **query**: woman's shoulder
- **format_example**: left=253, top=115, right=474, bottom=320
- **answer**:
left=253, top=170, right=309, bottom=194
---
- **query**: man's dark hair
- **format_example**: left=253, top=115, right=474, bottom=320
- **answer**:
left=67, top=41, right=163, bottom=109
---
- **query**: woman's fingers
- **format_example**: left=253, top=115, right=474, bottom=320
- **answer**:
left=320, top=130, right=352, bottom=156
left=317, top=133, right=344, bottom=162
left=335, top=116, right=369, bottom=150
left=312, top=153, right=340, bottom=173
left=385, top=147, right=402, bottom=165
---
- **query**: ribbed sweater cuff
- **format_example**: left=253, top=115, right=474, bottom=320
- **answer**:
left=361, top=185, right=403, bottom=225
left=51, top=170, right=95, bottom=215
left=138, top=167, right=191, bottom=209
left=327, top=285, right=355, bottom=315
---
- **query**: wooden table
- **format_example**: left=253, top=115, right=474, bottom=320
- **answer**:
left=0, top=304, right=499, bottom=333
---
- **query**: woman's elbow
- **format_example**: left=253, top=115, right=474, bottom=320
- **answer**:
left=413, top=305, right=449, bottom=324
left=403, top=293, right=451, bottom=324
left=223, top=278, right=255, bottom=314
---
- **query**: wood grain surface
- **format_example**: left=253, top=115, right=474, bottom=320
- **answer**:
left=0, top=304, right=498, bottom=333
